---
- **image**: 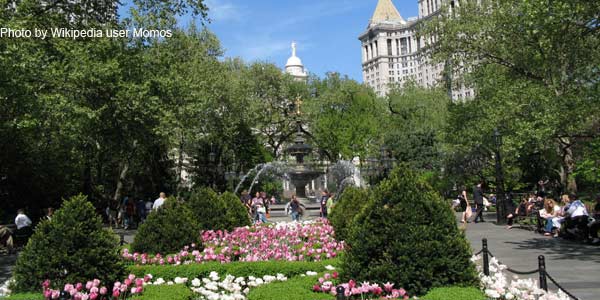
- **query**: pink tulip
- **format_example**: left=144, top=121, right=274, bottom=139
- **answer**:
left=112, top=289, right=120, bottom=297
left=99, top=287, right=107, bottom=295
left=384, top=282, right=394, bottom=292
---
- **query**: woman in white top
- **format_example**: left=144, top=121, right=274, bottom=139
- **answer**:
left=540, top=199, right=560, bottom=236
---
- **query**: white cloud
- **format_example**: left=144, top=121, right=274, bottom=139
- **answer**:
left=205, top=0, right=243, bottom=22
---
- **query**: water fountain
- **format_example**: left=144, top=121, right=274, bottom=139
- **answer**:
left=284, top=108, right=324, bottom=199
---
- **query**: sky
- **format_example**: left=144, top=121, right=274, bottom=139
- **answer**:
left=121, top=0, right=419, bottom=83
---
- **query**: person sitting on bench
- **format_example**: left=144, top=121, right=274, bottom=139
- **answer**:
left=564, top=194, right=589, bottom=241
left=14, top=209, right=33, bottom=245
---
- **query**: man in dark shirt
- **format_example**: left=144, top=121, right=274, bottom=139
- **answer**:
left=320, top=190, right=329, bottom=218
left=472, top=181, right=485, bottom=223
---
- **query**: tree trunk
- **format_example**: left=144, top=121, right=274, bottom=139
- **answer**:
left=113, top=160, right=129, bottom=204
left=557, top=137, right=577, bottom=194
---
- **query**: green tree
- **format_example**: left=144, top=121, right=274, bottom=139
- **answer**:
left=132, top=197, right=201, bottom=254
left=342, top=166, right=477, bottom=295
left=220, top=192, right=251, bottom=231
left=423, top=0, right=600, bottom=193
left=13, top=195, right=124, bottom=292
left=306, top=73, right=384, bottom=161
left=385, top=82, right=450, bottom=170
left=186, top=187, right=227, bottom=230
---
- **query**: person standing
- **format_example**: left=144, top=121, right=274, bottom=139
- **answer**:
left=44, top=207, right=54, bottom=221
left=472, top=181, right=485, bottom=223
left=14, top=209, right=33, bottom=245
left=153, top=192, right=167, bottom=210
left=458, top=186, right=471, bottom=223
left=326, top=193, right=336, bottom=216
left=252, top=192, right=267, bottom=223
left=289, top=195, right=305, bottom=222
left=136, top=198, right=146, bottom=225
left=320, top=190, right=329, bottom=218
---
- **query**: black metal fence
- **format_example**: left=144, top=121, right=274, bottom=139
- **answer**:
left=476, top=238, right=581, bottom=300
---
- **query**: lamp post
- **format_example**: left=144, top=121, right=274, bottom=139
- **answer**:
left=493, top=128, right=506, bottom=224
left=224, top=150, right=237, bottom=192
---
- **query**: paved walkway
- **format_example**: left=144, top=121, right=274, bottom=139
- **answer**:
left=462, top=212, right=600, bottom=300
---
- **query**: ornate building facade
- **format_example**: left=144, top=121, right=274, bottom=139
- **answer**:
left=359, top=0, right=470, bottom=99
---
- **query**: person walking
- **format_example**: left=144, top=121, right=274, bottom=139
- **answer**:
left=153, top=192, right=167, bottom=210
left=319, top=190, right=329, bottom=218
left=136, top=198, right=146, bottom=225
left=252, top=192, right=267, bottom=223
left=458, top=186, right=471, bottom=223
left=471, top=181, right=485, bottom=223
left=289, top=195, right=305, bottom=222
left=326, top=193, right=336, bottom=216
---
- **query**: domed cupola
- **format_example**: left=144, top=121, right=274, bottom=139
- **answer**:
left=285, top=41, right=308, bottom=81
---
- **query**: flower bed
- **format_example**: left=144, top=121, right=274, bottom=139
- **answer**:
left=472, top=255, right=571, bottom=300
left=122, top=221, right=344, bottom=265
left=40, top=274, right=152, bottom=300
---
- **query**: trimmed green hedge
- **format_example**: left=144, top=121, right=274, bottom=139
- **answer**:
left=247, top=273, right=335, bottom=300
left=4, top=293, right=44, bottom=300
left=135, top=284, right=193, bottom=300
left=127, top=259, right=340, bottom=281
left=422, top=286, right=486, bottom=300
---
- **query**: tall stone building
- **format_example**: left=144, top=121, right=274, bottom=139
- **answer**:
left=359, top=0, right=470, bottom=99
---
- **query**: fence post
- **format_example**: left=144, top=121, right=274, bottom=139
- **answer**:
left=336, top=286, right=346, bottom=300
left=119, top=233, right=125, bottom=246
left=538, top=255, right=548, bottom=291
left=482, top=238, right=490, bottom=276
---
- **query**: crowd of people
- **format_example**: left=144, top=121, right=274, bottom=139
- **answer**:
left=239, top=189, right=336, bottom=223
left=104, top=192, right=167, bottom=230
left=454, top=180, right=600, bottom=245
left=504, top=193, right=600, bottom=244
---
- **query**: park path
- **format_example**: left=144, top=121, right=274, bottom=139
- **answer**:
left=462, top=212, right=600, bottom=300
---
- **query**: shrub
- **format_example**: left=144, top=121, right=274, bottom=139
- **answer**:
left=12, top=195, right=124, bottom=292
left=422, top=287, right=486, bottom=300
left=131, top=198, right=201, bottom=254
left=341, top=166, right=478, bottom=296
left=127, top=259, right=340, bottom=281
left=220, top=192, right=251, bottom=231
left=328, top=187, right=370, bottom=241
left=135, top=284, right=193, bottom=300
left=186, top=187, right=227, bottom=230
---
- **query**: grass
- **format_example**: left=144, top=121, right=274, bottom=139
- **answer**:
left=248, top=274, right=335, bottom=300
left=422, top=286, right=486, bottom=300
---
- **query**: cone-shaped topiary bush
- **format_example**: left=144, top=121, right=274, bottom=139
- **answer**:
left=12, top=195, right=124, bottom=292
left=132, top=197, right=201, bottom=254
left=220, top=192, right=251, bottom=231
left=341, top=166, right=477, bottom=296
left=187, top=187, right=227, bottom=230
left=329, top=187, right=370, bottom=241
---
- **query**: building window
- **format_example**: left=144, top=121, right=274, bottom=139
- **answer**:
left=387, top=39, right=392, bottom=56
